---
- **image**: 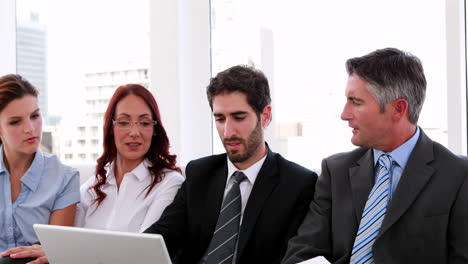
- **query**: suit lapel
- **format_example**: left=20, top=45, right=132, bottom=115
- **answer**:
left=200, top=159, right=228, bottom=246
left=237, top=149, right=279, bottom=259
left=349, top=149, right=375, bottom=223
left=378, top=131, right=435, bottom=238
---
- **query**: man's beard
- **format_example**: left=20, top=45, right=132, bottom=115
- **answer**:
left=224, top=120, right=263, bottom=163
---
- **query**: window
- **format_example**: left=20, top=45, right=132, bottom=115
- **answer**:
left=91, top=126, right=99, bottom=137
left=2, top=0, right=465, bottom=167
left=210, top=0, right=451, bottom=170
left=77, top=127, right=86, bottom=137
left=91, top=139, right=99, bottom=146
left=78, top=139, right=86, bottom=147
left=91, top=153, right=99, bottom=161
left=16, top=0, right=150, bottom=165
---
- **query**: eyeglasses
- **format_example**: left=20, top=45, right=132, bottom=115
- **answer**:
left=112, top=120, right=157, bottom=130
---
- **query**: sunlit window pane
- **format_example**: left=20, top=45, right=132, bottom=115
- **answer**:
left=16, top=0, right=150, bottom=168
left=211, top=0, right=447, bottom=170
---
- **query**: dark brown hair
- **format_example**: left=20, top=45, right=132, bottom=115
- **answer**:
left=207, top=65, right=271, bottom=117
left=0, top=74, right=39, bottom=144
left=0, top=74, right=39, bottom=113
left=92, top=84, right=181, bottom=206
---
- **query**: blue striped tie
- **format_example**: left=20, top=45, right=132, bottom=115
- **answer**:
left=350, top=154, right=392, bottom=264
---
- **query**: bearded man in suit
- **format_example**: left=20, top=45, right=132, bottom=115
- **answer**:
left=282, top=48, right=468, bottom=264
left=145, top=65, right=318, bottom=264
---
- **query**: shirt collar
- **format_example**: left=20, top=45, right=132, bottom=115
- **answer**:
left=108, top=159, right=151, bottom=184
left=373, top=126, right=420, bottom=168
left=22, top=149, right=44, bottom=192
left=0, top=145, right=44, bottom=192
left=132, top=159, right=152, bottom=182
left=226, top=152, right=268, bottom=185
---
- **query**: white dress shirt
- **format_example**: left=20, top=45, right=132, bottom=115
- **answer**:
left=74, top=159, right=184, bottom=232
left=225, top=154, right=267, bottom=222
left=199, top=154, right=268, bottom=264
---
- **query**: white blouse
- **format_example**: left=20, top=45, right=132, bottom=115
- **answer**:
left=74, top=160, right=184, bottom=232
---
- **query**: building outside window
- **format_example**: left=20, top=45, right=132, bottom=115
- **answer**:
left=15, top=0, right=150, bottom=165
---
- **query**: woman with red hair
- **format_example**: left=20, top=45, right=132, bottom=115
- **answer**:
left=75, top=84, right=184, bottom=232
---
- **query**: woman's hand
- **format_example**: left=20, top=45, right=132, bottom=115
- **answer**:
left=0, top=244, right=49, bottom=264
left=1, top=204, right=78, bottom=264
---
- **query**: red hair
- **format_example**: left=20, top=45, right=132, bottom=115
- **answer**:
left=91, top=84, right=181, bottom=207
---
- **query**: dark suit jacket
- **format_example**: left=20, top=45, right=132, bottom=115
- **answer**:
left=145, top=147, right=317, bottom=264
left=282, top=130, right=468, bottom=264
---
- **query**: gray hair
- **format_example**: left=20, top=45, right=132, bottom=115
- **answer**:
left=346, top=48, right=426, bottom=124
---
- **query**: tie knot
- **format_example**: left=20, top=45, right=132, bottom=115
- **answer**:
left=232, top=171, right=247, bottom=184
left=378, top=154, right=393, bottom=170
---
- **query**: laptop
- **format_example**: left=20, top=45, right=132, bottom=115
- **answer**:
left=33, top=224, right=172, bottom=264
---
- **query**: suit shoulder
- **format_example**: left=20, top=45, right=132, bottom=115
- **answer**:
left=185, top=153, right=226, bottom=173
left=432, top=141, right=468, bottom=167
left=274, top=152, right=318, bottom=179
left=325, top=147, right=369, bottom=166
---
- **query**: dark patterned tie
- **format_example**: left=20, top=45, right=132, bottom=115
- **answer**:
left=350, top=154, right=392, bottom=264
left=205, top=171, right=247, bottom=264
